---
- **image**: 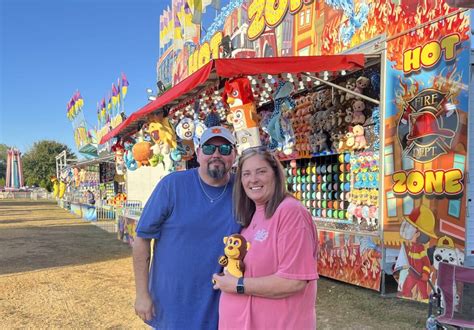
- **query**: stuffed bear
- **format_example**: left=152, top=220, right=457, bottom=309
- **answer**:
left=352, top=125, right=368, bottom=150
left=216, top=234, right=251, bottom=279
left=355, top=76, right=370, bottom=95
left=335, top=107, right=345, bottom=126
left=351, top=100, right=366, bottom=125
left=343, top=106, right=353, bottom=126
left=314, top=131, right=329, bottom=153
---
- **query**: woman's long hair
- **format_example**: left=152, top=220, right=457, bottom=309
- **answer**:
left=233, top=147, right=290, bottom=227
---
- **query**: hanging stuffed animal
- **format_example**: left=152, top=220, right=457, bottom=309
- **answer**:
left=58, top=180, right=66, bottom=199
left=123, top=138, right=137, bottom=171
left=132, top=134, right=152, bottom=168
left=267, top=81, right=296, bottom=150
left=222, top=77, right=260, bottom=153
left=51, top=176, right=60, bottom=198
left=111, top=141, right=126, bottom=176
left=215, top=234, right=251, bottom=279
left=175, top=117, right=196, bottom=141
left=147, top=115, right=177, bottom=151
left=175, top=115, right=207, bottom=149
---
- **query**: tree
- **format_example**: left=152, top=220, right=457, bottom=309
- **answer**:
left=0, top=143, right=8, bottom=183
left=22, top=140, right=75, bottom=191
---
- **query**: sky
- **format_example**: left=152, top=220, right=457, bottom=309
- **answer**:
left=0, top=0, right=166, bottom=158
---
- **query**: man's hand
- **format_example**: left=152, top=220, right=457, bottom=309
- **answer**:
left=135, top=292, right=155, bottom=322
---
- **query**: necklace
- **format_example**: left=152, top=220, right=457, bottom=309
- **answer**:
left=198, top=174, right=229, bottom=203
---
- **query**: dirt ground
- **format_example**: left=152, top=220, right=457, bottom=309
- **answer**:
left=0, top=200, right=427, bottom=329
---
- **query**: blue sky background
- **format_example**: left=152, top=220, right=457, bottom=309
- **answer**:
left=0, top=0, right=165, bottom=158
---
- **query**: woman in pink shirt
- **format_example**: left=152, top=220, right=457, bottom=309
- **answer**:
left=213, top=147, right=318, bottom=329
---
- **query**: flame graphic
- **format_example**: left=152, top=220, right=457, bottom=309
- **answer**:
left=321, top=0, right=469, bottom=62
left=395, top=66, right=463, bottom=120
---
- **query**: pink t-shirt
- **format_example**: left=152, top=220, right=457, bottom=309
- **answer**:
left=219, top=197, right=318, bottom=330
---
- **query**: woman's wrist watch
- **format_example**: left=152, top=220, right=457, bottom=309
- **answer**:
left=236, top=277, right=245, bottom=294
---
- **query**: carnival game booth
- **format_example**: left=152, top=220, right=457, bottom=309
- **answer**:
left=100, top=34, right=473, bottom=305
left=99, top=54, right=389, bottom=281
left=60, top=154, right=121, bottom=223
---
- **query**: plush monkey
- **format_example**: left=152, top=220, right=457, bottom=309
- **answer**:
left=216, top=234, right=251, bottom=279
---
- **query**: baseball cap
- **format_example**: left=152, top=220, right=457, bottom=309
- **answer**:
left=199, top=126, right=236, bottom=146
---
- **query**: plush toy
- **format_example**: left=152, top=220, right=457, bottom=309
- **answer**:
left=351, top=100, right=366, bottom=125
left=147, top=116, right=177, bottom=150
left=175, top=117, right=195, bottom=140
left=111, top=141, right=126, bottom=175
left=344, top=78, right=357, bottom=100
left=123, top=138, right=138, bottom=171
left=223, top=89, right=259, bottom=150
left=314, top=131, right=329, bottom=153
left=352, top=125, right=367, bottom=150
left=343, top=107, right=353, bottom=126
left=329, top=131, right=342, bottom=152
left=338, top=131, right=355, bottom=152
left=266, top=81, right=296, bottom=150
left=222, top=77, right=260, bottom=152
left=318, top=89, right=333, bottom=110
left=355, top=76, right=370, bottom=95
left=216, top=234, right=251, bottom=279
left=132, top=132, right=152, bottom=168
left=51, top=176, right=59, bottom=198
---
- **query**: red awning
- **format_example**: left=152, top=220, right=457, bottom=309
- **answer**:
left=100, top=54, right=365, bottom=144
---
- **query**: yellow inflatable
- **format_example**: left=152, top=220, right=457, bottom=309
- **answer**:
left=58, top=181, right=66, bottom=199
left=51, top=176, right=59, bottom=198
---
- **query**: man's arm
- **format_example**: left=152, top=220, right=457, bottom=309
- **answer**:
left=133, top=237, right=155, bottom=321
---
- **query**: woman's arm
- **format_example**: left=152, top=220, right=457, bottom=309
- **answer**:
left=212, top=272, right=307, bottom=299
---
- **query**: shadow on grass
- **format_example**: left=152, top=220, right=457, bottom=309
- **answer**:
left=0, top=201, right=131, bottom=276
left=317, top=277, right=427, bottom=329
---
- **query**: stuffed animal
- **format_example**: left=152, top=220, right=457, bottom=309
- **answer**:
left=147, top=116, right=177, bottom=150
left=51, top=176, right=60, bottom=198
left=175, top=117, right=195, bottom=140
left=351, top=100, right=366, bottom=125
left=355, top=76, right=370, bottom=95
left=338, top=131, right=355, bottom=152
left=123, top=138, right=138, bottom=171
left=111, top=141, right=126, bottom=175
left=215, top=234, right=251, bottom=280
left=314, top=131, right=329, bottom=153
left=343, top=107, right=353, bottom=126
left=266, top=81, right=296, bottom=150
left=344, top=78, right=357, bottom=100
left=352, top=125, right=368, bottom=150
left=132, top=141, right=152, bottom=167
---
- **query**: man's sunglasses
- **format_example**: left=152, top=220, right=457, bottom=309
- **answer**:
left=201, top=144, right=234, bottom=156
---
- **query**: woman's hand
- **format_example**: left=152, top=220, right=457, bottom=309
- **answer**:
left=212, top=271, right=239, bottom=294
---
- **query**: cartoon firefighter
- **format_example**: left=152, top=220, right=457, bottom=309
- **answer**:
left=398, top=204, right=437, bottom=300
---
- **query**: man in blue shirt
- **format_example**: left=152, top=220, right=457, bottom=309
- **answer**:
left=133, top=126, right=241, bottom=329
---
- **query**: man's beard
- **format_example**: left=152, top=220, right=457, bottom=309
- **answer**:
left=207, top=159, right=226, bottom=180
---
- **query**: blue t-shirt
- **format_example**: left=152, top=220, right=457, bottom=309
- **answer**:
left=136, top=168, right=241, bottom=329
